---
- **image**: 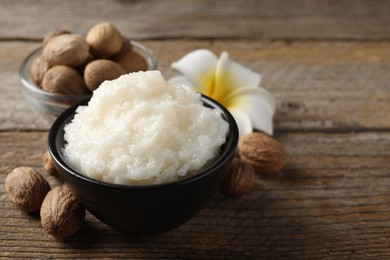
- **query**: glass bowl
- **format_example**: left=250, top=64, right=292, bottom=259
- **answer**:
left=48, top=95, right=239, bottom=235
left=19, top=40, right=158, bottom=123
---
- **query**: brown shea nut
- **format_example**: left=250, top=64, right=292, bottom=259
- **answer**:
left=114, top=50, right=148, bottom=73
left=42, top=65, right=89, bottom=95
left=114, top=37, right=133, bottom=58
left=40, top=184, right=85, bottom=238
left=238, top=132, right=287, bottom=175
left=42, top=34, right=90, bottom=67
left=74, top=52, right=94, bottom=74
left=42, top=29, right=71, bottom=47
left=5, top=167, right=51, bottom=213
left=220, top=158, right=255, bottom=197
left=43, top=150, right=57, bottom=176
left=86, top=22, right=123, bottom=58
left=30, top=54, right=49, bottom=86
left=84, top=59, right=126, bottom=92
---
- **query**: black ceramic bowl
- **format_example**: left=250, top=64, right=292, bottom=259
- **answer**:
left=48, top=95, right=238, bottom=235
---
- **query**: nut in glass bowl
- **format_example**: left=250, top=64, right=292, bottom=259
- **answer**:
left=19, top=40, right=158, bottom=123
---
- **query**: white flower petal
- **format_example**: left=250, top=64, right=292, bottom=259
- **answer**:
left=171, top=49, right=276, bottom=136
left=171, top=49, right=218, bottom=94
left=227, top=86, right=275, bottom=135
left=213, top=52, right=261, bottom=102
left=228, top=107, right=253, bottom=137
left=168, top=76, right=195, bottom=88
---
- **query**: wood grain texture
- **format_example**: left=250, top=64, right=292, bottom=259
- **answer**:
left=0, top=0, right=390, bottom=41
left=1, top=131, right=390, bottom=259
left=2, top=40, right=390, bottom=131
left=1, top=0, right=390, bottom=258
left=0, top=41, right=50, bottom=130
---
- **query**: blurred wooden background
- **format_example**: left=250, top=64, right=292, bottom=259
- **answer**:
left=1, top=0, right=390, bottom=259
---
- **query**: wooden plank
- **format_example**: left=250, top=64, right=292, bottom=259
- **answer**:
left=0, top=0, right=389, bottom=41
left=1, top=131, right=390, bottom=259
left=2, top=40, right=390, bottom=131
left=0, top=42, right=50, bottom=130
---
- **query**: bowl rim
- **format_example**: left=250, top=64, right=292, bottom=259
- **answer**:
left=48, top=94, right=238, bottom=191
left=19, top=40, right=158, bottom=101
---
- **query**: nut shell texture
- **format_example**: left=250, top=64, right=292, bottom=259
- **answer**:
left=84, top=59, right=126, bottom=92
left=42, top=34, right=90, bottom=67
left=238, top=132, right=287, bottom=174
left=30, top=55, right=49, bottom=86
left=86, top=22, right=123, bottom=58
left=42, top=65, right=88, bottom=95
left=40, top=185, right=85, bottom=238
left=42, top=29, right=71, bottom=47
left=5, top=167, right=50, bottom=213
left=43, top=150, right=58, bottom=176
left=114, top=50, right=148, bottom=73
left=220, top=158, right=255, bottom=197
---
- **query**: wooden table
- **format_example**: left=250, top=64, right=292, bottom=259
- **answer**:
left=1, top=1, right=390, bottom=259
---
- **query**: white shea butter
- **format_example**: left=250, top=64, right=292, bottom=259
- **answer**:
left=62, top=71, right=229, bottom=185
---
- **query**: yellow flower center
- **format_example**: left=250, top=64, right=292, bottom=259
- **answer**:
left=200, top=71, right=235, bottom=109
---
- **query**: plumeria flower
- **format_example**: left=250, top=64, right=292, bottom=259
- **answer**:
left=169, top=49, right=275, bottom=137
